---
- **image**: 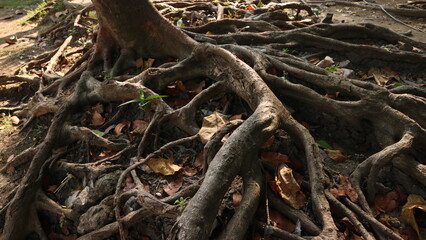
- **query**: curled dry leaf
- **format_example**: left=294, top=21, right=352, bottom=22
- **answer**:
left=114, top=119, right=131, bottom=135
left=261, top=151, right=290, bottom=167
left=325, top=149, right=347, bottom=162
left=164, top=175, right=183, bottom=196
left=402, top=194, right=426, bottom=240
left=198, top=111, right=230, bottom=144
left=271, top=164, right=306, bottom=209
left=91, top=110, right=105, bottom=126
left=146, top=157, right=182, bottom=175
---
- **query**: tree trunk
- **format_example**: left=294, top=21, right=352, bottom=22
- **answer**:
left=91, top=0, right=196, bottom=59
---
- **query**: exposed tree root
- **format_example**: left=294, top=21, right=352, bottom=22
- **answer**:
left=1, top=0, right=426, bottom=239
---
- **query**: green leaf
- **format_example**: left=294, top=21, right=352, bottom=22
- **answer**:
left=393, top=82, right=404, bottom=88
left=316, top=140, right=333, bottom=149
left=139, top=89, right=145, bottom=99
left=281, top=48, right=289, bottom=53
left=139, top=101, right=150, bottom=108
left=144, top=95, right=168, bottom=101
left=92, top=129, right=105, bottom=137
left=118, top=99, right=141, bottom=107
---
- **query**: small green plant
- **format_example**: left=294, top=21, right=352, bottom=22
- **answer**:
left=316, top=140, right=333, bottom=150
left=67, top=28, right=77, bottom=36
left=281, top=48, right=289, bottom=53
left=0, top=115, right=13, bottom=126
left=19, top=0, right=49, bottom=24
left=257, top=0, right=264, bottom=7
left=174, top=197, right=190, bottom=212
left=393, top=82, right=404, bottom=88
left=87, top=10, right=97, bottom=18
left=325, top=65, right=338, bottom=72
left=174, top=16, right=186, bottom=27
left=119, top=89, right=167, bottom=109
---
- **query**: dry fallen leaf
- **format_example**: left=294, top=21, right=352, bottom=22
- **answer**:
left=91, top=110, right=105, bottom=126
left=402, top=194, right=426, bottom=240
left=181, top=165, right=198, bottom=176
left=143, top=58, right=155, bottom=69
left=185, top=80, right=205, bottom=93
left=325, top=149, right=347, bottom=162
left=194, top=151, right=204, bottom=170
left=368, top=67, right=400, bottom=86
left=198, top=111, right=230, bottom=144
left=269, top=209, right=296, bottom=232
left=114, top=119, right=131, bottom=135
left=329, top=176, right=358, bottom=202
left=262, top=135, right=275, bottom=148
left=10, top=116, right=20, bottom=125
left=373, top=191, right=399, bottom=214
left=271, top=164, right=306, bottom=209
left=135, top=58, right=143, bottom=68
left=232, top=191, right=243, bottom=209
left=146, top=157, right=182, bottom=175
left=164, top=175, right=183, bottom=196
left=261, top=151, right=290, bottom=167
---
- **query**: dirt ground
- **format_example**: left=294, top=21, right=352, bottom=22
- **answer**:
left=0, top=0, right=424, bottom=236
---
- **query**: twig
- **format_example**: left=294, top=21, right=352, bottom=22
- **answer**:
left=45, top=36, right=73, bottom=74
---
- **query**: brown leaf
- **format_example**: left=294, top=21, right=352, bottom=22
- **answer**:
left=274, top=164, right=306, bottom=209
left=269, top=209, right=296, bottom=232
left=198, top=112, right=230, bottom=144
left=135, top=58, right=143, bottom=68
left=132, top=119, right=148, bottom=129
left=181, top=165, right=197, bottom=176
left=262, top=135, right=275, bottom=148
left=91, top=103, right=104, bottom=113
left=229, top=114, right=242, bottom=121
left=374, top=191, right=399, bottom=213
left=164, top=175, right=183, bottom=196
left=232, top=191, right=242, bottom=209
left=91, top=110, right=105, bottom=126
left=114, top=119, right=131, bottom=135
left=143, top=58, right=155, bottom=69
left=55, top=9, right=68, bottom=18
left=185, top=80, right=205, bottom=93
left=146, top=157, right=182, bottom=175
left=104, top=124, right=116, bottom=134
left=325, top=149, right=347, bottom=162
left=337, top=176, right=358, bottom=202
left=194, top=152, right=204, bottom=170
left=5, top=39, right=16, bottom=45
left=176, top=81, right=187, bottom=92
left=368, top=67, right=400, bottom=86
left=402, top=194, right=426, bottom=240
left=6, top=166, right=15, bottom=174
left=261, top=152, right=290, bottom=167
